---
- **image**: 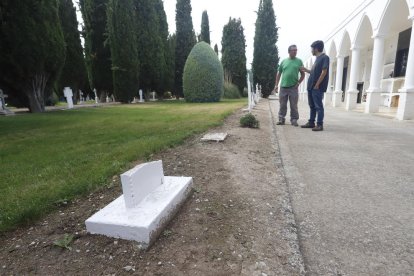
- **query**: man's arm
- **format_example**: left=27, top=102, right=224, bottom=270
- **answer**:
left=274, top=71, right=281, bottom=92
left=314, top=68, right=328, bottom=89
left=300, top=66, right=311, bottom=74
left=296, top=71, right=305, bottom=88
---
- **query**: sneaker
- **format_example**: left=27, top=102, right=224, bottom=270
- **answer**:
left=301, top=122, right=315, bottom=128
left=291, top=121, right=299, bottom=127
left=312, top=125, right=323, bottom=131
left=276, top=121, right=285, bottom=125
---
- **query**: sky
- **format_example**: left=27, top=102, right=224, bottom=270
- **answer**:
left=74, top=0, right=364, bottom=67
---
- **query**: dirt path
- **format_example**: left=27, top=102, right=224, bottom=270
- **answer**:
left=0, top=99, right=304, bottom=275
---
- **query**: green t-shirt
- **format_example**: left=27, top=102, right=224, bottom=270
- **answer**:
left=278, top=57, right=303, bottom=88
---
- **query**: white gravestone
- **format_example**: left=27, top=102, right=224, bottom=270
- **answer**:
left=248, top=76, right=255, bottom=111
left=106, top=95, right=110, bottom=103
left=0, top=89, right=14, bottom=115
left=63, top=87, right=74, bottom=109
left=79, top=90, right=84, bottom=103
left=85, top=160, right=193, bottom=247
left=93, top=88, right=99, bottom=104
left=0, top=89, right=5, bottom=110
left=139, top=89, right=145, bottom=103
left=151, top=91, right=156, bottom=101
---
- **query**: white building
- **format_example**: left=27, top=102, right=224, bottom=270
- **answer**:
left=301, top=0, right=414, bottom=120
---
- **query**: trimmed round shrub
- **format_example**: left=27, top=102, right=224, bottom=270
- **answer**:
left=240, top=113, right=260, bottom=128
left=183, top=42, right=224, bottom=102
left=223, top=82, right=241, bottom=99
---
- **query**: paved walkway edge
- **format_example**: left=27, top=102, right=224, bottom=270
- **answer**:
left=267, top=99, right=306, bottom=275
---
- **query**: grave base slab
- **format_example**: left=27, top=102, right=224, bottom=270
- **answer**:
left=85, top=176, right=193, bottom=247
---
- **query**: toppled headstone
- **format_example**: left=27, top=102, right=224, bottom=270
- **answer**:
left=201, top=132, right=228, bottom=142
left=85, top=160, right=193, bottom=248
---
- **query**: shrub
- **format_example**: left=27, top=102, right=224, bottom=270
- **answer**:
left=183, top=42, right=224, bottom=102
left=223, top=82, right=241, bottom=99
left=46, top=92, right=59, bottom=106
left=240, top=113, right=260, bottom=128
left=163, top=91, right=173, bottom=99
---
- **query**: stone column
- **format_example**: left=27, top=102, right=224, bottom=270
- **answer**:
left=324, top=61, right=334, bottom=106
left=397, top=17, right=414, bottom=120
left=332, top=55, right=344, bottom=107
left=365, top=34, right=385, bottom=114
left=346, top=46, right=362, bottom=110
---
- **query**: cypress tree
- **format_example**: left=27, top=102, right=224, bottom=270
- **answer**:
left=214, top=44, right=219, bottom=56
left=165, top=34, right=176, bottom=94
left=252, top=0, right=279, bottom=98
left=154, top=0, right=169, bottom=94
left=107, top=0, right=139, bottom=103
left=80, top=0, right=113, bottom=100
left=221, top=18, right=247, bottom=94
left=0, top=0, right=66, bottom=112
left=175, top=0, right=196, bottom=98
left=134, top=0, right=166, bottom=95
left=200, top=10, right=210, bottom=45
left=58, top=0, right=88, bottom=103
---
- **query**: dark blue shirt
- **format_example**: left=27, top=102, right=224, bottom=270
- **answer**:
left=307, top=53, right=330, bottom=92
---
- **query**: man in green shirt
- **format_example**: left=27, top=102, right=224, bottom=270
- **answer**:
left=273, top=45, right=305, bottom=126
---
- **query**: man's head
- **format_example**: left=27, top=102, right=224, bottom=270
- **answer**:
left=311, top=40, right=324, bottom=56
left=288, top=45, right=298, bottom=58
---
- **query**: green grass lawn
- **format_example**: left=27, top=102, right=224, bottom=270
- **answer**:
left=0, top=99, right=246, bottom=232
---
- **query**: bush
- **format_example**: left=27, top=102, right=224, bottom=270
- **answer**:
left=240, top=113, right=260, bottom=128
left=183, top=42, right=224, bottom=102
left=223, top=82, right=241, bottom=99
left=242, top=87, right=248, bottom=97
left=163, top=91, right=173, bottom=99
left=46, top=92, right=59, bottom=106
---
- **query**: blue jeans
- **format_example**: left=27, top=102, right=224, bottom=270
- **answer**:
left=307, top=89, right=324, bottom=126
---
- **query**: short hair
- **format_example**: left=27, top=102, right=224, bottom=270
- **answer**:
left=288, top=45, right=297, bottom=52
left=311, top=40, right=324, bottom=52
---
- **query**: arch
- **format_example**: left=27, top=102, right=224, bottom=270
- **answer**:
left=353, top=14, right=374, bottom=48
left=338, top=31, right=352, bottom=56
left=327, top=41, right=337, bottom=59
left=377, top=0, right=410, bottom=36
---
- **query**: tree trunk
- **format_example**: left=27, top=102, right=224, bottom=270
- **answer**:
left=26, top=74, right=48, bottom=113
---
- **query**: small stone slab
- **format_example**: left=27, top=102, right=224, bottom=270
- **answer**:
left=121, top=161, right=164, bottom=209
left=201, top=132, right=228, bottom=142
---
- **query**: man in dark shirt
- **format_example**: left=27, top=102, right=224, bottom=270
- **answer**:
left=300, top=40, right=330, bottom=131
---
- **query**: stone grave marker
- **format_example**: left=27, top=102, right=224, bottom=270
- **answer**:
left=85, top=160, right=193, bottom=247
left=139, top=89, right=145, bottom=103
left=63, top=87, right=74, bottom=109
left=93, top=88, right=99, bottom=104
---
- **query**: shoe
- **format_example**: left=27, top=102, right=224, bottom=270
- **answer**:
left=301, top=122, right=315, bottom=128
left=312, top=125, right=323, bottom=131
left=291, top=121, right=299, bottom=127
left=276, top=121, right=285, bottom=125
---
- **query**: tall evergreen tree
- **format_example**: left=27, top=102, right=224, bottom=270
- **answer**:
left=107, top=0, right=139, bottom=103
left=154, top=0, right=169, bottom=94
left=58, top=0, right=88, bottom=103
left=221, top=18, right=247, bottom=94
left=200, top=10, right=210, bottom=45
left=0, top=0, right=66, bottom=112
left=252, top=0, right=279, bottom=98
left=134, top=0, right=167, bottom=95
left=175, top=0, right=196, bottom=98
left=165, top=34, right=177, bottom=94
left=214, top=44, right=219, bottom=56
left=80, top=0, right=113, bottom=100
